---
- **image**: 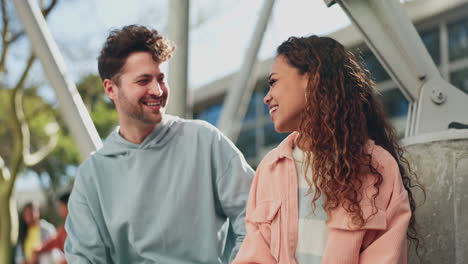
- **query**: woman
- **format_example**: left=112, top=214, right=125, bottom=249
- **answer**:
left=15, top=202, right=56, bottom=264
left=234, top=35, right=422, bottom=264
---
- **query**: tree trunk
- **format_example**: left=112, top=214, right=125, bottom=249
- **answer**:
left=0, top=193, right=17, bottom=264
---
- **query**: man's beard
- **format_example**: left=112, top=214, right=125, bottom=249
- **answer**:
left=118, top=90, right=163, bottom=125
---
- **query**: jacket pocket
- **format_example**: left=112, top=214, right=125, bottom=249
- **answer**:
left=328, top=205, right=387, bottom=231
left=248, top=200, right=282, bottom=261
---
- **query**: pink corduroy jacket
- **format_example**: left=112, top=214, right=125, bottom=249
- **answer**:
left=234, top=132, right=411, bottom=264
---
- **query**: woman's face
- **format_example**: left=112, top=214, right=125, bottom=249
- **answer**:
left=264, top=55, right=308, bottom=133
left=23, top=204, right=40, bottom=226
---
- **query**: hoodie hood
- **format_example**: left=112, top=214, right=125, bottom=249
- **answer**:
left=96, top=114, right=180, bottom=157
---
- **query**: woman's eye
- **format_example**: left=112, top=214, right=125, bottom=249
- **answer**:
left=268, top=79, right=277, bottom=86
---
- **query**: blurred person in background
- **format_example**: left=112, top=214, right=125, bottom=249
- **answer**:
left=15, top=202, right=55, bottom=264
left=31, top=192, right=71, bottom=264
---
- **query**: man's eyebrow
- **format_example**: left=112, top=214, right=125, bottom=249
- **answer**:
left=133, top=73, right=152, bottom=80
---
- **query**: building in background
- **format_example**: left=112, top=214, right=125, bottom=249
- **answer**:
left=192, top=0, right=468, bottom=167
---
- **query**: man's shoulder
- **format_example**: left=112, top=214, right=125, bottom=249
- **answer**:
left=75, top=151, right=104, bottom=181
left=176, top=118, right=223, bottom=139
left=177, top=118, right=244, bottom=158
left=179, top=118, right=218, bottom=131
left=79, top=151, right=100, bottom=168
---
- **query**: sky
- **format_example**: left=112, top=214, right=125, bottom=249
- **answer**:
left=44, top=0, right=350, bottom=89
left=14, top=0, right=350, bottom=191
left=189, top=0, right=350, bottom=87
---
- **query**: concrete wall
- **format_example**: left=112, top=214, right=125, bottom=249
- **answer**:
left=405, top=135, right=468, bottom=264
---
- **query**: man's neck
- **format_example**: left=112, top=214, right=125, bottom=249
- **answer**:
left=119, top=123, right=157, bottom=144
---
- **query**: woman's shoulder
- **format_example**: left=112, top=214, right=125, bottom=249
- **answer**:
left=367, top=141, right=400, bottom=180
left=363, top=140, right=407, bottom=207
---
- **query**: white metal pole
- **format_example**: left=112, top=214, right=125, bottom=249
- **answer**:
left=326, top=0, right=468, bottom=136
left=13, top=0, right=102, bottom=158
left=167, top=0, right=190, bottom=118
left=218, top=0, right=276, bottom=142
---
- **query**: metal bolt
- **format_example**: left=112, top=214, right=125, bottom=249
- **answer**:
left=431, top=89, right=446, bottom=104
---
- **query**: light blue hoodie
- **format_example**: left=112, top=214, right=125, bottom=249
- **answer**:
left=65, top=115, right=254, bottom=263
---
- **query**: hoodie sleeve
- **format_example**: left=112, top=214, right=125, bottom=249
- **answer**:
left=65, top=168, right=111, bottom=264
left=214, top=134, right=254, bottom=263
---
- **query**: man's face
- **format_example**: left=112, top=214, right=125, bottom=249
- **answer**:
left=104, top=52, right=169, bottom=130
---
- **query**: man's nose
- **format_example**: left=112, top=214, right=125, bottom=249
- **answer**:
left=149, top=81, right=163, bottom=97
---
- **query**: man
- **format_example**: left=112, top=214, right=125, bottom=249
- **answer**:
left=65, top=25, right=254, bottom=263
left=33, top=192, right=70, bottom=264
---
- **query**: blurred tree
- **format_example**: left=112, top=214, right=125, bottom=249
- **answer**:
left=29, top=74, right=117, bottom=225
left=76, top=74, right=118, bottom=137
left=0, top=0, right=62, bottom=263
left=1, top=77, right=115, bottom=264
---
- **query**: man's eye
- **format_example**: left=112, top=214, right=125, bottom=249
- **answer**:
left=138, top=80, right=150, bottom=85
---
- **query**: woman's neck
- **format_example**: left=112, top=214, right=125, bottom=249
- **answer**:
left=294, top=133, right=308, bottom=151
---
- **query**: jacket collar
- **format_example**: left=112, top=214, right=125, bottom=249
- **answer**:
left=266, top=132, right=377, bottom=168
left=267, top=132, right=298, bottom=167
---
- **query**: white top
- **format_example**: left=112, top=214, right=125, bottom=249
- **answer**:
left=292, top=145, right=328, bottom=264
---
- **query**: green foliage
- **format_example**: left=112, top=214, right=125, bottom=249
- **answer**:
left=0, top=73, right=117, bottom=221
left=77, top=73, right=118, bottom=138
left=28, top=73, right=118, bottom=191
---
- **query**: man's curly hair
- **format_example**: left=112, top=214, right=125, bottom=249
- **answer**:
left=98, top=25, right=175, bottom=84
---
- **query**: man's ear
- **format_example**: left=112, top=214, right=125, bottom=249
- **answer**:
left=103, top=79, right=117, bottom=101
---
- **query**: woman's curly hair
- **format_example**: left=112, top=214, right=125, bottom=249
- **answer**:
left=277, top=35, right=424, bottom=250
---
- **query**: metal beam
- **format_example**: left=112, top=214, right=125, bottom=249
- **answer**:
left=13, top=0, right=102, bottom=158
left=218, top=0, right=276, bottom=142
left=167, top=0, right=190, bottom=118
left=326, top=0, right=468, bottom=137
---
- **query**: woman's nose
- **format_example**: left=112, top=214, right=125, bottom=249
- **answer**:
left=263, top=91, right=272, bottom=105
